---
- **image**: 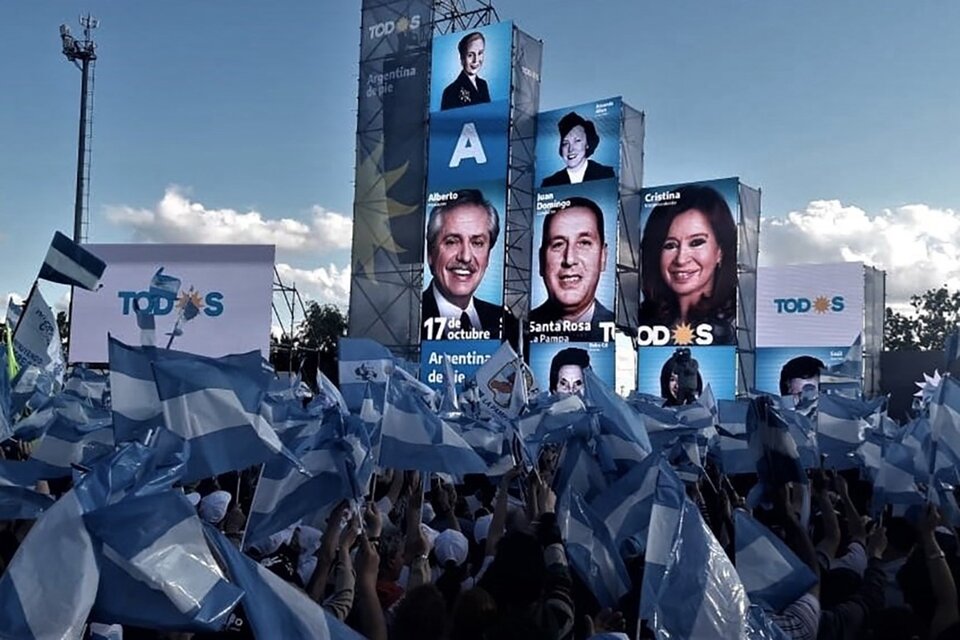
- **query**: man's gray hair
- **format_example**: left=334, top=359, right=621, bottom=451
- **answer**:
left=425, top=188, right=500, bottom=256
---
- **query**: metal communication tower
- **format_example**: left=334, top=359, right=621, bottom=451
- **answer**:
left=433, top=0, right=498, bottom=34
left=59, top=14, right=99, bottom=244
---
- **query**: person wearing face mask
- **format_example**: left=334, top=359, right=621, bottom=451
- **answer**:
left=548, top=347, right=590, bottom=397
left=528, top=197, right=613, bottom=342
left=422, top=189, right=502, bottom=339
left=441, top=32, right=491, bottom=111
left=540, top=112, right=615, bottom=188
left=638, top=184, right=738, bottom=345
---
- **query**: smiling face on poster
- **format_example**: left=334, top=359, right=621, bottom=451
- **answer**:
left=638, top=178, right=740, bottom=348
left=534, top=98, right=621, bottom=189
left=528, top=181, right=618, bottom=344
left=421, top=185, right=506, bottom=342
left=430, top=22, right=513, bottom=113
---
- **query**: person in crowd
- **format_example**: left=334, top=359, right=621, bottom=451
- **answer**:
left=528, top=197, right=613, bottom=339
left=548, top=347, right=590, bottom=397
left=422, top=189, right=502, bottom=339
left=440, top=32, right=490, bottom=111
left=540, top=112, right=616, bottom=187
left=780, top=356, right=826, bottom=398
left=638, top=184, right=737, bottom=344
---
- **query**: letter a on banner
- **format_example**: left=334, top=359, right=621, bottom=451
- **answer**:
left=449, top=122, right=487, bottom=168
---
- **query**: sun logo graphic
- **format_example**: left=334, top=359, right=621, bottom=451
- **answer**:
left=672, top=323, right=696, bottom=346
left=812, top=296, right=831, bottom=314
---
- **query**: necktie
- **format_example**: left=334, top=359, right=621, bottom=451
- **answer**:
left=460, top=311, right=473, bottom=331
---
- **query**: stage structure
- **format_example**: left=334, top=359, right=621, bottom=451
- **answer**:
left=348, top=0, right=435, bottom=361
left=755, top=261, right=886, bottom=397
left=634, top=178, right=759, bottom=400
left=526, top=98, right=642, bottom=391
left=418, top=18, right=543, bottom=387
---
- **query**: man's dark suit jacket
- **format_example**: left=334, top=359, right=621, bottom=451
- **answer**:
left=421, top=281, right=501, bottom=340
left=540, top=160, right=616, bottom=188
left=440, top=72, right=491, bottom=111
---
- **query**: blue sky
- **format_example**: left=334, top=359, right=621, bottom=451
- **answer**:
left=3, top=0, right=959, bottom=319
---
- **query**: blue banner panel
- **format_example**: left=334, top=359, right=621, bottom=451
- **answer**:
left=534, top=97, right=622, bottom=189
left=755, top=346, right=848, bottom=396
left=636, top=345, right=737, bottom=401
left=637, top=178, right=740, bottom=347
left=528, top=180, right=619, bottom=344
left=421, top=182, right=507, bottom=342
left=419, top=339, right=500, bottom=391
left=430, top=22, right=513, bottom=114
left=529, top=341, right=615, bottom=396
left=427, top=103, right=510, bottom=187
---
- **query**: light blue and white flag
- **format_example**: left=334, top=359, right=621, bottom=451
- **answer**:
left=931, top=375, right=960, bottom=476
left=12, top=285, right=65, bottom=386
left=316, top=369, right=349, bottom=417
left=734, top=509, right=818, bottom=612
left=38, top=231, right=107, bottom=291
left=0, top=348, right=11, bottom=441
left=560, top=491, right=631, bottom=609
left=872, top=441, right=924, bottom=517
left=946, top=327, right=960, bottom=371
left=63, top=365, right=110, bottom=405
left=23, top=405, right=115, bottom=479
left=0, top=490, right=98, bottom=639
left=338, top=338, right=393, bottom=413
left=590, top=452, right=660, bottom=557
left=109, top=336, right=263, bottom=443
left=205, top=525, right=365, bottom=640
left=379, top=371, right=487, bottom=475
left=153, top=353, right=300, bottom=483
left=245, top=412, right=370, bottom=549
left=747, top=396, right=807, bottom=489
left=5, top=295, right=23, bottom=331
left=84, top=491, right=243, bottom=631
left=583, top=367, right=651, bottom=468
left=818, top=393, right=881, bottom=470
left=648, top=497, right=787, bottom=639
left=0, top=460, right=54, bottom=520
left=639, top=458, right=686, bottom=622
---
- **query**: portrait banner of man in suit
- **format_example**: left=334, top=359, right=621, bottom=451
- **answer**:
left=421, top=187, right=506, bottom=342
left=528, top=181, right=618, bottom=344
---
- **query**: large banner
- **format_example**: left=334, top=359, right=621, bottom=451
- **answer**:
left=756, top=262, right=864, bottom=348
left=69, top=244, right=275, bottom=363
left=754, top=262, right=865, bottom=396
left=528, top=98, right=622, bottom=390
left=637, top=177, right=740, bottom=400
left=419, top=22, right=514, bottom=388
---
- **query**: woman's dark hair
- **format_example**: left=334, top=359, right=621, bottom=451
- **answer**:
left=639, top=184, right=738, bottom=326
left=450, top=587, right=498, bottom=640
left=548, top=347, right=590, bottom=393
left=478, top=531, right=546, bottom=610
left=393, top=584, right=448, bottom=640
left=557, top=112, right=600, bottom=158
left=457, top=32, right=485, bottom=61
left=659, top=352, right=703, bottom=404
left=436, top=558, right=472, bottom=611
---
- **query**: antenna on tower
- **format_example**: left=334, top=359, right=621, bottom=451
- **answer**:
left=59, top=13, right=99, bottom=244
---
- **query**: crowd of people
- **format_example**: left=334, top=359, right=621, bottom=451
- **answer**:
left=3, top=422, right=957, bottom=640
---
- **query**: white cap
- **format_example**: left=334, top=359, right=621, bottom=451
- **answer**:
left=473, top=514, right=493, bottom=543
left=434, top=529, right=469, bottom=567
left=199, top=490, right=232, bottom=524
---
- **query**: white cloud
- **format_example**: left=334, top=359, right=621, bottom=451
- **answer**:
left=760, top=200, right=960, bottom=304
left=274, top=262, right=351, bottom=310
left=106, top=187, right=352, bottom=252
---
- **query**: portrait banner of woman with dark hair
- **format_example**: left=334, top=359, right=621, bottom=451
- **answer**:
left=638, top=179, right=740, bottom=347
left=636, top=345, right=737, bottom=400
left=528, top=341, right=615, bottom=396
left=534, top=99, right=622, bottom=189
